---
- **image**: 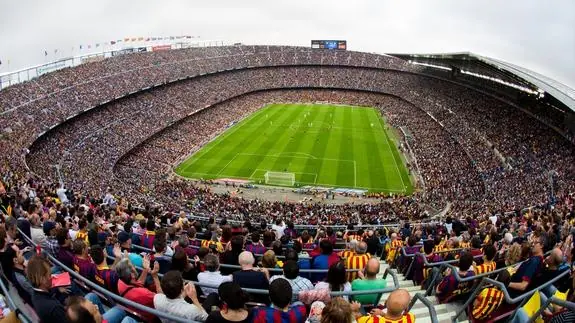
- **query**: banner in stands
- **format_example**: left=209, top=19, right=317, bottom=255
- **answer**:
left=152, top=45, right=172, bottom=51
left=36, top=61, right=66, bottom=76
left=137, top=47, right=147, bottom=52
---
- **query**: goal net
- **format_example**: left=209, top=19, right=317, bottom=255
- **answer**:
left=264, top=171, right=295, bottom=186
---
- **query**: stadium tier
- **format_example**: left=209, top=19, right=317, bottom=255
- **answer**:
left=1, top=44, right=575, bottom=323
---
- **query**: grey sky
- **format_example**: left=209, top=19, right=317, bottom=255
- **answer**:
left=1, top=0, right=574, bottom=89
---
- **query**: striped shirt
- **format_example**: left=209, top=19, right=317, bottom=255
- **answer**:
left=95, top=264, right=119, bottom=294
left=346, top=254, right=370, bottom=282
left=141, top=230, right=156, bottom=250
left=474, top=261, right=496, bottom=275
left=73, top=256, right=96, bottom=282
left=357, top=313, right=415, bottom=323
left=252, top=304, right=307, bottom=323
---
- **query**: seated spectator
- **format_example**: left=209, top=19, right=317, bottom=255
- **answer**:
left=4, top=244, right=33, bottom=304
left=116, top=256, right=162, bottom=322
left=351, top=258, right=387, bottom=305
left=269, top=260, right=313, bottom=302
left=65, top=294, right=135, bottom=323
left=41, top=221, right=59, bottom=258
left=117, top=231, right=143, bottom=268
left=153, top=271, right=208, bottom=322
left=245, top=232, right=266, bottom=256
left=474, top=244, right=496, bottom=274
left=171, top=248, right=198, bottom=281
left=141, top=219, right=156, bottom=250
left=232, top=251, right=269, bottom=304
left=339, top=240, right=358, bottom=259
left=314, top=262, right=352, bottom=301
left=508, top=234, right=546, bottom=297
left=221, top=235, right=244, bottom=275
left=436, top=251, right=475, bottom=302
left=315, top=297, right=356, bottom=323
left=311, top=240, right=339, bottom=283
left=369, top=289, right=415, bottom=323
left=198, top=254, right=232, bottom=295
left=469, top=237, right=484, bottom=259
left=72, top=239, right=96, bottom=282
left=261, top=250, right=280, bottom=269
left=56, top=228, right=74, bottom=270
left=27, top=255, right=67, bottom=322
left=385, top=232, right=403, bottom=265
left=252, top=278, right=306, bottom=323
left=413, top=239, right=442, bottom=286
left=205, top=282, right=252, bottom=323
left=175, top=235, right=196, bottom=258
left=345, top=242, right=370, bottom=282
left=532, top=247, right=570, bottom=295
left=90, top=245, right=120, bottom=294
left=152, top=238, right=172, bottom=274
left=30, top=213, right=47, bottom=246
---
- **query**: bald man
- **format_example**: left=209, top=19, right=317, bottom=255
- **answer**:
left=366, top=289, right=415, bottom=323
left=352, top=258, right=387, bottom=305
left=346, top=241, right=371, bottom=281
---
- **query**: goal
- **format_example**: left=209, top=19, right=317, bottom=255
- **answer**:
left=264, top=171, right=295, bottom=186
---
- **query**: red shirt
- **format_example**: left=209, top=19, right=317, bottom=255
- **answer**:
left=117, top=279, right=156, bottom=322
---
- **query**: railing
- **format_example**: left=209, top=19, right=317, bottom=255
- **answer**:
left=406, top=293, right=439, bottom=323
left=451, top=269, right=571, bottom=323
left=527, top=297, right=575, bottom=323
left=0, top=267, right=33, bottom=323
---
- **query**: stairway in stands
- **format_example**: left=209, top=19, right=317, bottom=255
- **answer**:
left=379, top=260, right=468, bottom=323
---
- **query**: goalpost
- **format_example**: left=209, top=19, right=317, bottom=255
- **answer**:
left=264, top=171, right=296, bottom=186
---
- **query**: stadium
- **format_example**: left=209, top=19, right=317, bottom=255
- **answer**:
left=1, top=24, right=575, bottom=323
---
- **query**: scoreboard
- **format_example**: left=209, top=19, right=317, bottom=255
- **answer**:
left=311, top=40, right=347, bottom=50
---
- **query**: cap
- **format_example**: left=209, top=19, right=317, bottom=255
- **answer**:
left=118, top=231, right=131, bottom=244
left=43, top=221, right=57, bottom=235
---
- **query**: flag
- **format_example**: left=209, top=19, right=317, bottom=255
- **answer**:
left=170, top=36, right=174, bottom=40
left=117, top=39, right=122, bottom=43
left=151, top=37, right=156, bottom=41
left=138, top=37, right=143, bottom=41
left=124, top=38, right=129, bottom=42
left=88, top=44, right=91, bottom=49
left=110, top=40, right=116, bottom=45
left=96, top=43, right=100, bottom=47
left=0, top=59, right=2, bottom=65
left=44, top=50, right=48, bottom=56
left=79, top=45, right=83, bottom=50
left=145, top=38, right=150, bottom=41
left=186, top=35, right=191, bottom=39
left=54, top=49, right=58, bottom=54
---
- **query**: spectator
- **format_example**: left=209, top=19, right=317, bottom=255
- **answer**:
left=314, top=262, right=352, bottom=301
left=4, top=245, right=33, bottom=304
left=116, top=256, right=162, bottom=322
left=365, top=230, right=380, bottom=256
left=232, top=251, right=269, bottom=304
left=345, top=242, right=370, bottom=282
left=197, top=254, right=232, bottom=295
left=205, top=282, right=252, bottom=323
left=141, top=219, right=156, bottom=250
left=41, top=221, right=59, bottom=258
left=436, top=251, right=475, bottom=302
left=351, top=258, right=387, bottom=305
left=317, top=297, right=354, bottom=323
left=72, top=239, right=96, bottom=282
left=271, top=219, right=286, bottom=240
left=221, top=235, right=244, bottom=275
left=369, top=289, right=415, bottom=323
left=474, top=244, right=496, bottom=274
left=117, top=231, right=143, bottom=268
left=65, top=295, right=134, bottom=323
left=311, top=240, right=339, bottom=283
left=171, top=248, right=198, bottom=281
left=56, top=228, right=74, bottom=270
left=90, top=245, right=120, bottom=294
left=30, top=213, right=46, bottom=246
left=269, top=260, right=313, bottom=303
left=153, top=271, right=208, bottom=322
left=252, top=278, right=306, bottom=323
left=261, top=250, right=279, bottom=269
left=27, top=255, right=67, bottom=322
left=245, top=232, right=266, bottom=256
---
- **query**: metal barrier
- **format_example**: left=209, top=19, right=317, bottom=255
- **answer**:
left=406, top=293, right=439, bottom=323
left=451, top=270, right=571, bottom=323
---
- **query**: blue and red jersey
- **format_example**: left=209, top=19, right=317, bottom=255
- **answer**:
left=141, top=231, right=156, bottom=250
left=252, top=304, right=307, bottom=323
left=245, top=243, right=267, bottom=256
left=95, top=264, right=119, bottom=294
left=73, top=256, right=96, bottom=282
left=436, top=270, right=475, bottom=302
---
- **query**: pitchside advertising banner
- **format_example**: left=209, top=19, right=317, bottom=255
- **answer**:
left=152, top=45, right=172, bottom=51
left=311, top=40, right=347, bottom=50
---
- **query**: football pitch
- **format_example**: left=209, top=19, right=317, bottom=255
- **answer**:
left=175, top=103, right=413, bottom=193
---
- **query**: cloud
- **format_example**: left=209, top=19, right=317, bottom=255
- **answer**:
left=0, top=0, right=574, bottom=89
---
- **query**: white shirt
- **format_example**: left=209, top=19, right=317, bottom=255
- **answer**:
left=197, top=271, right=232, bottom=295
left=31, top=227, right=46, bottom=245
left=272, top=223, right=286, bottom=239
left=153, top=294, right=208, bottom=323
left=314, top=281, right=352, bottom=301
left=56, top=188, right=69, bottom=204
left=270, top=275, right=314, bottom=302
left=489, top=215, right=498, bottom=225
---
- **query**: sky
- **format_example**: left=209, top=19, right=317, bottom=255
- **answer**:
left=1, top=0, right=574, bottom=89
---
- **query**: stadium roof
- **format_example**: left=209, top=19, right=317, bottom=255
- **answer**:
left=389, top=52, right=575, bottom=113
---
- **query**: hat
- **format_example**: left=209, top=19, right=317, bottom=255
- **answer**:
left=118, top=231, right=131, bottom=244
left=98, top=232, right=110, bottom=243
left=43, top=221, right=57, bottom=235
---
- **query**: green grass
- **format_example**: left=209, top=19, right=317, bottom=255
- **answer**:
left=174, top=103, right=413, bottom=194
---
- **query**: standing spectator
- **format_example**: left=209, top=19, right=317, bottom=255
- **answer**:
left=153, top=271, right=208, bottom=322
left=269, top=260, right=314, bottom=303
left=252, top=279, right=306, bottom=323
left=351, top=258, right=387, bottom=305
left=205, top=282, right=252, bottom=323
left=197, top=254, right=232, bottom=295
